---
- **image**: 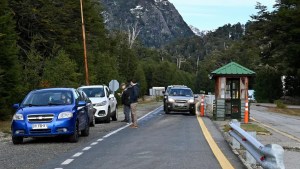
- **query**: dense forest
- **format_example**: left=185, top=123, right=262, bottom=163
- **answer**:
left=0, top=0, right=299, bottom=120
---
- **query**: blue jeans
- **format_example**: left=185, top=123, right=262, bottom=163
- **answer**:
left=123, top=105, right=131, bottom=122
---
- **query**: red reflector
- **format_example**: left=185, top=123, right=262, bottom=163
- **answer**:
left=260, top=156, right=265, bottom=161
left=242, top=137, right=247, bottom=141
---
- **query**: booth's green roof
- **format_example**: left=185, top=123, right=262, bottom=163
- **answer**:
left=211, top=62, right=255, bottom=77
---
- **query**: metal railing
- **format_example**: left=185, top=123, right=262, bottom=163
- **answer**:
left=229, top=120, right=285, bottom=169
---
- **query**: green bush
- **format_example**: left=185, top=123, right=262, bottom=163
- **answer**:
left=274, top=100, right=287, bottom=109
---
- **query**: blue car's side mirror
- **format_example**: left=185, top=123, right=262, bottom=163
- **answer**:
left=13, top=103, right=20, bottom=109
left=77, top=101, right=87, bottom=107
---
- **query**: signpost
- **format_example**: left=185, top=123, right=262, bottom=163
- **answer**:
left=109, top=80, right=119, bottom=94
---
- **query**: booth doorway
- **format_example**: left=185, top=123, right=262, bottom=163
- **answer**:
left=226, top=78, right=241, bottom=119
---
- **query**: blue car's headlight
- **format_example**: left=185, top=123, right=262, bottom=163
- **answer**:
left=58, top=112, right=73, bottom=119
left=95, top=101, right=107, bottom=106
left=13, top=114, right=24, bottom=120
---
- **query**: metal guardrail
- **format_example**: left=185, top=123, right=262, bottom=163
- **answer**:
left=229, top=120, right=285, bottom=169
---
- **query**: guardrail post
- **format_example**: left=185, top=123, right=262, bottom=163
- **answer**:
left=246, top=132, right=257, bottom=165
left=261, top=144, right=285, bottom=169
left=231, top=119, right=240, bottom=149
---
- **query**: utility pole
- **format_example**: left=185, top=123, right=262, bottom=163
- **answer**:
left=80, top=0, right=89, bottom=85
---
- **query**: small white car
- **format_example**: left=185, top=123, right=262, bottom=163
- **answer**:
left=78, top=85, right=118, bottom=123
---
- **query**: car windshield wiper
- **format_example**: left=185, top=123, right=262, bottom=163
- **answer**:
left=22, top=104, right=45, bottom=107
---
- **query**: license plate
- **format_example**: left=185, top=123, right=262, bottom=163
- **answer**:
left=176, top=103, right=184, bottom=107
left=32, top=124, right=48, bottom=129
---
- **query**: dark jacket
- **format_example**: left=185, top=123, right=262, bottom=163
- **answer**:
left=121, top=88, right=130, bottom=106
left=128, top=84, right=139, bottom=104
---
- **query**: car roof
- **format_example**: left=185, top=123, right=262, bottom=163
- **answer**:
left=170, top=87, right=192, bottom=90
left=78, top=85, right=105, bottom=89
left=33, top=88, right=74, bottom=92
left=167, top=85, right=187, bottom=88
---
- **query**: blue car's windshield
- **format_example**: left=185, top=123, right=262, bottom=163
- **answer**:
left=169, top=89, right=193, bottom=97
left=21, top=90, right=73, bottom=107
left=80, top=88, right=105, bottom=98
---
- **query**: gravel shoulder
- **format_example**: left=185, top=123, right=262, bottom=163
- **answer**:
left=0, top=100, right=162, bottom=169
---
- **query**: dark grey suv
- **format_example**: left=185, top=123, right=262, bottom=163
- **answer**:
left=165, top=87, right=197, bottom=115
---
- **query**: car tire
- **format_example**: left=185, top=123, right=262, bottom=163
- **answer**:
left=12, top=136, right=23, bottom=144
left=81, top=123, right=90, bottom=137
left=69, top=121, right=79, bottom=143
left=190, top=109, right=195, bottom=115
left=90, top=115, right=95, bottom=127
left=111, top=106, right=118, bottom=121
left=104, top=108, right=111, bottom=123
left=165, top=108, right=170, bottom=114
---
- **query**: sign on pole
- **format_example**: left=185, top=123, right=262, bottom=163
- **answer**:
left=109, top=80, right=119, bottom=93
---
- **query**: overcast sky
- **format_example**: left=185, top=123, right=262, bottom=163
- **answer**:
left=168, top=0, right=276, bottom=31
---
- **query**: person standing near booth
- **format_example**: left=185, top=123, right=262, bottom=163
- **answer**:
left=120, top=82, right=131, bottom=124
left=128, top=79, right=139, bottom=128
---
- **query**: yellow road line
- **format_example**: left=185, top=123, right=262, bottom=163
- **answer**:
left=252, top=118, right=300, bottom=143
left=197, top=116, right=234, bottom=169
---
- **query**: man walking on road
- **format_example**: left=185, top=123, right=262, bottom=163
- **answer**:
left=120, top=82, right=131, bottom=124
left=128, top=79, right=139, bottom=128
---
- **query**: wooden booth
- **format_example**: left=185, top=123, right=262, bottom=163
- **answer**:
left=210, top=62, right=255, bottom=120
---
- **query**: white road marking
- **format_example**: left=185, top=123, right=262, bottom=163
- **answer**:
left=103, top=106, right=162, bottom=138
left=72, top=152, right=83, bottom=157
left=91, top=142, right=98, bottom=145
left=82, top=147, right=91, bottom=151
left=61, top=159, right=74, bottom=165
left=56, top=106, right=162, bottom=168
left=137, top=106, right=162, bottom=122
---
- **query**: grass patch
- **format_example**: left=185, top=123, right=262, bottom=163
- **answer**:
left=268, top=107, right=300, bottom=116
left=224, top=123, right=270, bottom=135
left=0, top=120, right=11, bottom=134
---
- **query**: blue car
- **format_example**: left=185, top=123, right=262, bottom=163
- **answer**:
left=11, top=88, right=90, bottom=144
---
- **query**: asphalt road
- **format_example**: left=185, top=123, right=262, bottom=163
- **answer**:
left=0, top=102, right=162, bottom=169
left=251, top=104, right=300, bottom=169
left=251, top=105, right=300, bottom=139
left=42, top=108, right=244, bottom=169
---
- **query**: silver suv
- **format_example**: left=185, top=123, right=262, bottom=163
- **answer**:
left=165, top=87, right=197, bottom=115
left=163, top=85, right=187, bottom=111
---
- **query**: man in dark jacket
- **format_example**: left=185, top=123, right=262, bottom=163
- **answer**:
left=121, top=83, right=131, bottom=123
left=128, top=79, right=139, bottom=128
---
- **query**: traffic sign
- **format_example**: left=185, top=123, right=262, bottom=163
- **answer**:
left=109, top=80, right=119, bottom=92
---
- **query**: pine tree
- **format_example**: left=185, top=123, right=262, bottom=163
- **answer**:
left=134, top=64, right=147, bottom=98
left=0, top=0, right=21, bottom=120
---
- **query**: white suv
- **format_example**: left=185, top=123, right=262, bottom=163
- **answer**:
left=78, top=85, right=118, bottom=123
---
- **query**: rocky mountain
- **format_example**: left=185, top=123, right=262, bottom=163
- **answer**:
left=99, top=0, right=194, bottom=48
left=189, top=25, right=202, bottom=37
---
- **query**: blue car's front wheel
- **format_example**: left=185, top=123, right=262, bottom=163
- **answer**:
left=12, top=136, right=23, bottom=144
left=68, top=121, right=79, bottom=143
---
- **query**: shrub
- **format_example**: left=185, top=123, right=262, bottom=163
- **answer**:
left=274, top=100, right=287, bottom=109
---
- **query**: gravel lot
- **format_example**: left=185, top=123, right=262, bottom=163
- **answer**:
left=0, top=100, right=162, bottom=169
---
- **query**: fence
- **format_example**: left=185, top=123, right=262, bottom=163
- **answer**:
left=229, top=120, right=285, bottom=169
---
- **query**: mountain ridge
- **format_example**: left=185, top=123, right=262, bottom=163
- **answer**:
left=99, top=0, right=194, bottom=48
